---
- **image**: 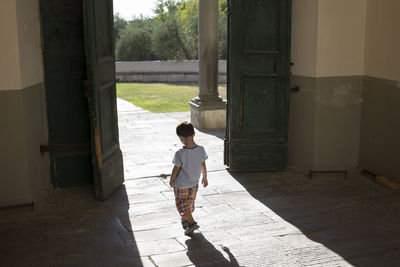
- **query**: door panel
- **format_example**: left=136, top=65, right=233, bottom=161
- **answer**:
left=40, top=0, right=93, bottom=187
left=242, top=1, right=280, bottom=53
left=241, top=75, right=279, bottom=132
left=226, top=0, right=291, bottom=171
left=83, top=0, right=124, bottom=199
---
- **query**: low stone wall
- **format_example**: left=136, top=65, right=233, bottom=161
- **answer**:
left=116, top=60, right=227, bottom=84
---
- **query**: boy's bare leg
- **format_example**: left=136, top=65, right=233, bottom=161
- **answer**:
left=183, top=210, right=199, bottom=235
left=184, top=210, right=195, bottom=224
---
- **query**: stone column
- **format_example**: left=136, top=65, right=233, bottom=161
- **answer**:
left=190, top=0, right=226, bottom=130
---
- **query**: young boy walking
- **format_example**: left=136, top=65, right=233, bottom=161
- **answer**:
left=170, top=122, right=208, bottom=235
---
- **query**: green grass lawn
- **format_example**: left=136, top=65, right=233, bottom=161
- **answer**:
left=116, top=83, right=227, bottom=113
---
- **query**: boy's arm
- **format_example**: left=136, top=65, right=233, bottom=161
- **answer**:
left=169, top=165, right=181, bottom=187
left=201, top=161, right=208, bottom=187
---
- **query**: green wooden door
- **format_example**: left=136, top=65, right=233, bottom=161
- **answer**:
left=226, top=0, right=292, bottom=171
left=83, top=0, right=124, bottom=200
left=40, top=0, right=93, bottom=187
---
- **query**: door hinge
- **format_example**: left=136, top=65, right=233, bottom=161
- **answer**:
left=224, top=138, right=230, bottom=166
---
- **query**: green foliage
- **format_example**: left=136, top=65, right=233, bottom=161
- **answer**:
left=176, top=0, right=199, bottom=59
left=152, top=15, right=188, bottom=60
left=115, top=19, right=156, bottom=61
left=219, top=0, right=228, bottom=13
left=218, top=7, right=228, bottom=59
left=152, top=0, right=191, bottom=60
left=114, top=13, right=128, bottom=42
left=114, top=0, right=228, bottom=61
left=155, top=0, right=180, bottom=19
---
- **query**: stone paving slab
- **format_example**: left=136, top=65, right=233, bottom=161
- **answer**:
left=117, top=99, right=226, bottom=180
left=1, top=99, right=400, bottom=266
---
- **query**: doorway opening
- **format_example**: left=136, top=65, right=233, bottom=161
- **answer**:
left=40, top=0, right=291, bottom=198
left=113, top=0, right=229, bottom=179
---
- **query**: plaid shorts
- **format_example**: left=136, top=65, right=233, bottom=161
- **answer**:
left=174, top=184, right=199, bottom=217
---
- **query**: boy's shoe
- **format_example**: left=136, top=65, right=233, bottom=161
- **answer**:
left=184, top=222, right=199, bottom=235
left=181, top=219, right=189, bottom=230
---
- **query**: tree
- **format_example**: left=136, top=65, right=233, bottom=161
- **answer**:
left=115, top=19, right=156, bottom=61
left=218, top=0, right=228, bottom=59
left=114, top=0, right=228, bottom=61
left=153, top=0, right=191, bottom=60
left=176, top=0, right=199, bottom=59
left=114, top=13, right=128, bottom=43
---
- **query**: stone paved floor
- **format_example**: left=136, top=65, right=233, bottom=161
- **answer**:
left=1, top=99, right=400, bottom=266
left=117, top=99, right=226, bottom=179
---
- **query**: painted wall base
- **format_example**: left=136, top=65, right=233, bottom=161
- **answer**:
left=289, top=75, right=363, bottom=171
left=0, top=83, right=50, bottom=207
left=360, top=76, right=400, bottom=180
left=189, top=100, right=227, bottom=130
left=289, top=74, right=400, bottom=182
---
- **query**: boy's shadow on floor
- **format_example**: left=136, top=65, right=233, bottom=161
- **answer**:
left=185, top=233, right=240, bottom=266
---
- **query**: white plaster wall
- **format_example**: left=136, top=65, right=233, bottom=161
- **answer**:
left=316, top=0, right=366, bottom=77
left=364, top=0, right=400, bottom=81
left=0, top=0, right=22, bottom=90
left=15, top=0, right=43, bottom=88
left=0, top=0, right=43, bottom=90
left=291, top=0, right=367, bottom=78
left=290, top=0, right=319, bottom=77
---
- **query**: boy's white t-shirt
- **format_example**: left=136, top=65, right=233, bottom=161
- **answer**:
left=172, top=145, right=208, bottom=189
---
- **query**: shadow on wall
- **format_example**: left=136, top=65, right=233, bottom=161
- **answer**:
left=228, top=171, right=400, bottom=266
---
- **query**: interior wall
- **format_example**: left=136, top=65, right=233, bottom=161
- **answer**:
left=360, top=0, right=400, bottom=179
left=17, top=0, right=50, bottom=205
left=0, top=91, right=32, bottom=206
left=0, top=0, right=49, bottom=207
left=16, top=0, right=44, bottom=88
left=364, top=0, right=400, bottom=81
left=289, top=0, right=365, bottom=171
left=313, top=76, right=363, bottom=169
left=290, top=0, right=318, bottom=77
left=290, top=0, right=366, bottom=77
left=316, top=0, right=366, bottom=77
left=0, top=0, right=21, bottom=90
left=288, top=0, right=318, bottom=169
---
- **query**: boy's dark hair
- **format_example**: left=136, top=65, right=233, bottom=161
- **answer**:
left=176, top=121, right=194, bottom=137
